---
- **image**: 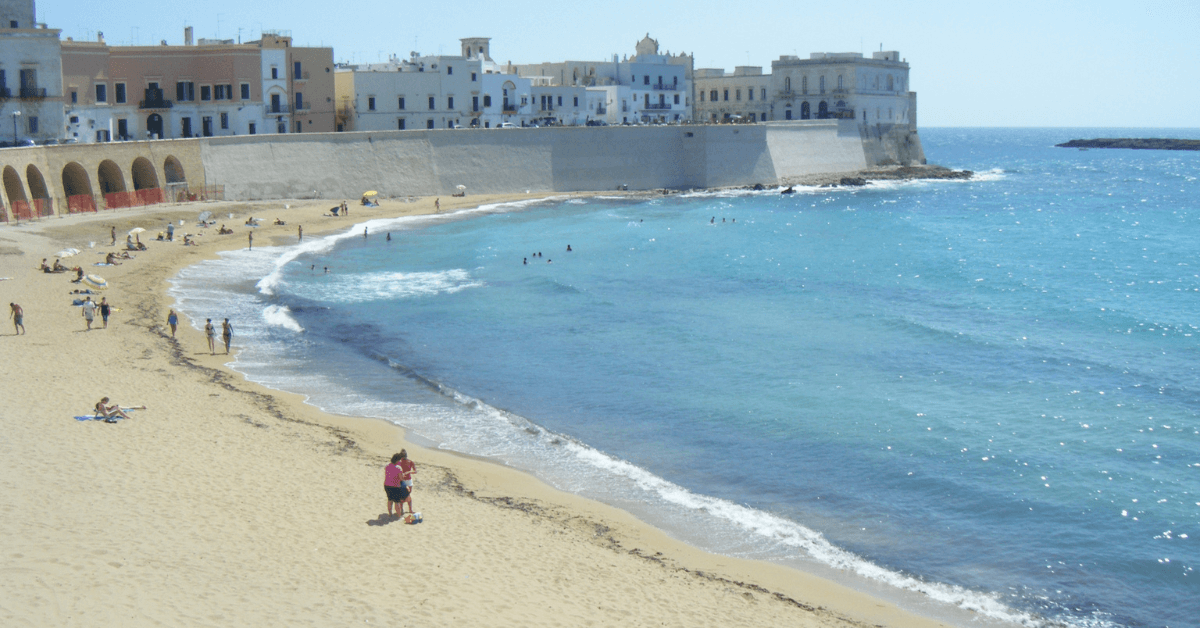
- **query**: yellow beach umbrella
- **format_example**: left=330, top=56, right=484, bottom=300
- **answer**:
left=363, top=190, right=378, bottom=197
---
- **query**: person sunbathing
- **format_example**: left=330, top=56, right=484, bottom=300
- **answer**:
left=95, top=397, right=130, bottom=423
left=273, top=218, right=286, bottom=225
left=105, top=252, right=122, bottom=266
left=183, top=234, right=196, bottom=246
left=244, top=217, right=260, bottom=226
left=217, top=225, right=234, bottom=235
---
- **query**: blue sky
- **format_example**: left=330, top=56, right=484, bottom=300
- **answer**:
left=43, top=0, right=1199, bottom=127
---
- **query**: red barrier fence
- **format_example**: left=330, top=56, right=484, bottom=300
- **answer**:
left=32, top=198, right=53, bottom=217
left=10, top=199, right=32, bottom=220
left=104, top=188, right=167, bottom=210
left=0, top=204, right=7, bottom=222
left=67, top=194, right=97, bottom=213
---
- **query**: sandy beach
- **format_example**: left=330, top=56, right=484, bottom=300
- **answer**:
left=0, top=195, right=953, bottom=628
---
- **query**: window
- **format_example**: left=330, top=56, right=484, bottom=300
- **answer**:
left=427, top=119, right=434, bottom=129
left=200, top=85, right=211, bottom=101
left=271, top=67, right=278, bottom=79
left=483, top=95, right=491, bottom=107
left=96, top=129, right=110, bottom=142
left=294, top=61, right=302, bottom=79
left=447, top=96, right=454, bottom=109
left=447, top=120, right=453, bottom=128
left=241, top=83, right=251, bottom=99
left=115, top=83, right=126, bottom=103
left=674, top=94, right=680, bottom=105
left=398, top=97, right=405, bottom=110
left=710, top=90, right=717, bottom=101
left=220, top=112, right=229, bottom=129
left=747, top=88, right=753, bottom=101
left=249, top=122, right=256, bottom=135
left=657, top=75, right=662, bottom=85
left=71, top=90, right=77, bottom=103
left=181, top=117, right=192, bottom=136
left=801, top=77, right=807, bottom=94
left=573, top=96, right=578, bottom=107
left=447, top=66, right=452, bottom=75
left=723, top=89, right=729, bottom=101
left=735, top=89, right=741, bottom=101
left=9, top=20, right=16, bottom=27
left=838, top=75, right=843, bottom=90
left=398, top=119, right=405, bottom=130
left=761, top=88, right=766, bottom=100
left=557, top=96, right=562, bottom=106
left=117, top=118, right=128, bottom=138
left=471, top=72, right=477, bottom=81
left=699, top=91, right=705, bottom=102
left=296, top=121, right=302, bottom=133
left=819, top=76, right=825, bottom=93
left=643, top=76, right=649, bottom=85
left=28, top=116, right=37, bottom=134
left=472, top=96, right=478, bottom=112
left=214, top=85, right=224, bottom=100
left=202, top=116, right=213, bottom=137
left=224, top=84, right=233, bottom=99
left=368, top=97, right=375, bottom=110
left=176, top=81, right=194, bottom=101
left=785, top=77, right=791, bottom=92
left=95, top=83, right=107, bottom=102
left=428, top=96, right=435, bottom=110
left=295, top=92, right=303, bottom=110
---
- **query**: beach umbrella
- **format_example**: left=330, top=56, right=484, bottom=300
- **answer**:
left=198, top=211, right=213, bottom=222
left=456, top=185, right=466, bottom=191
left=55, top=247, right=80, bottom=258
left=363, top=190, right=378, bottom=197
left=83, top=274, right=108, bottom=290
left=128, top=227, right=146, bottom=235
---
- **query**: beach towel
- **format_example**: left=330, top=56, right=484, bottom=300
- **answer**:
left=74, top=408, right=140, bottom=422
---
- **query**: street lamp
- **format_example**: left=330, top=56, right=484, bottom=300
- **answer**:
left=11, top=111, right=20, bottom=144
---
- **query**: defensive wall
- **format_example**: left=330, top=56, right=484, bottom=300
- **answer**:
left=0, top=120, right=924, bottom=222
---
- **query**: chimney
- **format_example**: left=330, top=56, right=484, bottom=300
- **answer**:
left=184, top=26, right=193, bottom=46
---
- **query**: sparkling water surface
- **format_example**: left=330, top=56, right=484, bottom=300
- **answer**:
left=171, top=128, right=1200, bottom=628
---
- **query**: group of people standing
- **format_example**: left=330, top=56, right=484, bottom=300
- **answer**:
left=384, top=450, right=417, bottom=519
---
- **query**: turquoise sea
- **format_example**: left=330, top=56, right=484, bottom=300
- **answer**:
left=170, top=128, right=1200, bottom=627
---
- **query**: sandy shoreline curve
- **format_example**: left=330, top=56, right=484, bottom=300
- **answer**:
left=1, top=193, right=959, bottom=627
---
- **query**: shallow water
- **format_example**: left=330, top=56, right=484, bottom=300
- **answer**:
left=171, top=128, right=1200, bottom=628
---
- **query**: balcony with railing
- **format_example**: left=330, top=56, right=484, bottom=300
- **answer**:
left=19, top=87, right=47, bottom=100
left=265, top=103, right=293, bottom=114
left=502, top=105, right=518, bottom=113
left=643, top=103, right=672, bottom=110
left=139, top=98, right=174, bottom=109
left=294, top=70, right=311, bottom=81
left=650, top=83, right=678, bottom=91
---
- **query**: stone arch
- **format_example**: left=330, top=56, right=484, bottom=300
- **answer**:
left=164, top=156, right=185, bottom=184
left=62, top=162, right=92, bottom=197
left=97, top=159, right=126, bottom=194
left=3, top=165, right=27, bottom=204
left=25, top=165, right=48, bottom=200
left=818, top=101, right=828, bottom=119
left=131, top=156, right=160, bottom=189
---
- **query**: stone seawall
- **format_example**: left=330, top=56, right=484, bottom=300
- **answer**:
left=0, top=121, right=923, bottom=220
left=200, top=120, right=917, bottom=201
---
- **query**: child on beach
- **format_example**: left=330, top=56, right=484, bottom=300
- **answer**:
left=397, top=449, right=416, bottom=515
left=384, top=453, right=411, bottom=519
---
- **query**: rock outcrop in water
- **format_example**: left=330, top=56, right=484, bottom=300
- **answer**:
left=1056, top=138, right=1200, bottom=151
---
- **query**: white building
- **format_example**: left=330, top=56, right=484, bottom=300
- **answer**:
left=0, top=0, right=64, bottom=144
left=771, top=51, right=914, bottom=125
left=514, top=34, right=693, bottom=125
left=336, top=38, right=538, bottom=131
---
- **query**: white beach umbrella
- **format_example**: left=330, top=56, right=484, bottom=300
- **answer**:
left=198, top=211, right=213, bottom=223
left=128, top=227, right=146, bottom=235
left=83, top=274, right=108, bottom=290
left=55, top=248, right=80, bottom=258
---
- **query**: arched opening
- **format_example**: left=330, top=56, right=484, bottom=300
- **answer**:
left=164, top=155, right=187, bottom=202
left=3, top=165, right=30, bottom=220
left=784, top=107, right=792, bottom=121
left=801, top=101, right=810, bottom=120
left=98, top=159, right=131, bottom=209
left=164, top=156, right=185, bottom=183
left=62, top=162, right=96, bottom=213
left=818, top=101, right=828, bottom=119
left=97, top=160, right=125, bottom=193
left=146, top=113, right=163, bottom=139
left=131, top=156, right=164, bottom=206
left=25, top=164, right=51, bottom=217
left=131, top=157, right=159, bottom=189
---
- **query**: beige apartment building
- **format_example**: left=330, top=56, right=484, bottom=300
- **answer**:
left=61, top=29, right=334, bottom=143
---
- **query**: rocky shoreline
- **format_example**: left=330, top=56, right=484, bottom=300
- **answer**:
left=1056, top=138, right=1200, bottom=151
left=775, top=164, right=973, bottom=190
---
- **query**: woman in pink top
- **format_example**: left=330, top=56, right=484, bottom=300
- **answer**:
left=384, top=453, right=410, bottom=519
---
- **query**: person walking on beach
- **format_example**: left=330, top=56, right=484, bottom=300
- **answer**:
left=204, top=318, right=215, bottom=354
left=99, top=297, right=112, bottom=329
left=110, top=226, right=116, bottom=246
left=221, top=318, right=233, bottom=354
left=10, top=302, right=24, bottom=335
left=298, top=225, right=303, bottom=241
left=81, top=297, right=97, bottom=331
left=384, top=453, right=411, bottom=519
left=167, top=309, right=178, bottom=338
left=434, top=198, right=440, bottom=212
left=248, top=231, right=253, bottom=250
left=397, top=449, right=417, bottom=516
